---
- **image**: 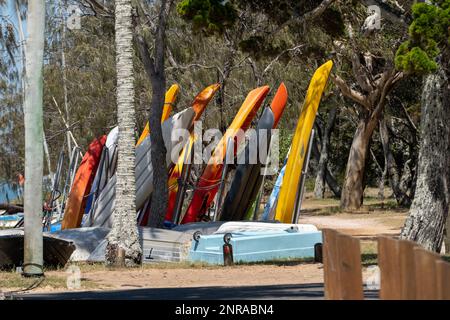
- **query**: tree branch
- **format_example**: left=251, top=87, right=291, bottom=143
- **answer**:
left=272, top=0, right=336, bottom=34
left=262, top=44, right=305, bottom=76
left=331, top=74, right=371, bottom=110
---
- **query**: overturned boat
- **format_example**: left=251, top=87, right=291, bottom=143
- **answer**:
left=188, top=222, right=322, bottom=265
left=0, top=229, right=75, bottom=269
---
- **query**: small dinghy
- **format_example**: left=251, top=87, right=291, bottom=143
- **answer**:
left=188, top=222, right=322, bottom=265
left=0, top=229, right=75, bottom=269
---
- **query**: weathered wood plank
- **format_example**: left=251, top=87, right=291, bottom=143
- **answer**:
left=398, top=240, right=417, bottom=300
left=414, top=247, right=440, bottom=300
left=323, top=228, right=340, bottom=299
left=436, top=260, right=450, bottom=300
left=378, top=236, right=401, bottom=299
left=336, top=232, right=364, bottom=300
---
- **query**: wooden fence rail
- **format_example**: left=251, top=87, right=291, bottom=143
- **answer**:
left=322, top=229, right=450, bottom=300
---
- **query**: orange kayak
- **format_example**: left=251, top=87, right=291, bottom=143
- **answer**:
left=181, top=86, right=270, bottom=224
left=220, top=83, right=288, bottom=221
left=139, top=84, right=220, bottom=226
left=61, top=135, right=106, bottom=229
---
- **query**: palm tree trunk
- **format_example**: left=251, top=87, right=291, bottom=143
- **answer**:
left=23, top=0, right=45, bottom=277
left=106, top=0, right=142, bottom=266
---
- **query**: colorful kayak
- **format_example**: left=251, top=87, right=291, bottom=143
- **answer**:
left=87, top=107, right=195, bottom=228
left=83, top=127, right=118, bottom=221
left=275, top=60, right=333, bottom=223
left=140, top=84, right=220, bottom=226
left=261, top=161, right=287, bottom=221
left=220, top=83, right=288, bottom=221
left=136, top=84, right=179, bottom=146
left=61, top=136, right=106, bottom=229
left=84, top=85, right=179, bottom=225
left=181, top=86, right=270, bottom=224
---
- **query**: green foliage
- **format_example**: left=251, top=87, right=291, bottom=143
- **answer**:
left=177, top=0, right=238, bottom=34
left=395, top=42, right=438, bottom=73
left=395, top=0, right=450, bottom=74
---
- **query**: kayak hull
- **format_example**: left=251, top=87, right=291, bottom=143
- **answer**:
left=62, top=136, right=106, bottom=230
left=220, top=83, right=288, bottom=221
left=275, top=61, right=333, bottom=223
left=150, top=84, right=221, bottom=224
left=181, top=86, right=270, bottom=224
left=136, top=84, right=179, bottom=146
left=87, top=108, right=195, bottom=228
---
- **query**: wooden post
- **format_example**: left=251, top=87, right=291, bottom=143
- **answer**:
left=323, top=229, right=364, bottom=300
left=336, top=232, right=364, bottom=300
left=323, top=229, right=340, bottom=299
left=436, top=260, right=450, bottom=300
left=398, top=240, right=417, bottom=300
left=378, top=236, right=401, bottom=299
left=414, top=247, right=441, bottom=300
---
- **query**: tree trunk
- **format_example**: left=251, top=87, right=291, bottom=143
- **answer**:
left=23, top=0, right=45, bottom=277
left=340, top=112, right=378, bottom=210
left=314, top=107, right=337, bottom=198
left=311, top=137, right=341, bottom=197
left=147, top=0, right=171, bottom=228
left=61, top=0, right=72, bottom=157
left=379, top=117, right=411, bottom=206
left=106, top=0, right=142, bottom=266
left=400, top=65, right=450, bottom=252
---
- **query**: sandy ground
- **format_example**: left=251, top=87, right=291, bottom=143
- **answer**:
left=299, top=212, right=407, bottom=237
left=1, top=194, right=406, bottom=295
left=51, top=263, right=324, bottom=293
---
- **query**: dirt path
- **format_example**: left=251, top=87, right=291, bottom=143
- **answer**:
left=2, top=195, right=405, bottom=296
left=299, top=212, right=407, bottom=237
left=299, top=196, right=408, bottom=237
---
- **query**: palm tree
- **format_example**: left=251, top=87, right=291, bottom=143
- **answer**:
left=106, top=0, right=142, bottom=266
left=23, top=0, right=45, bottom=277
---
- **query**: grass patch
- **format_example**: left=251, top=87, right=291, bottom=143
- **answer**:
left=234, top=257, right=315, bottom=267
left=0, top=268, right=102, bottom=292
left=69, top=261, right=227, bottom=272
left=0, top=272, right=66, bottom=291
left=361, top=240, right=378, bottom=266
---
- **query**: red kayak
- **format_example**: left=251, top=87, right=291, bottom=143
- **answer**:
left=61, top=136, right=106, bottom=229
left=181, top=86, right=270, bottom=224
left=139, top=84, right=220, bottom=226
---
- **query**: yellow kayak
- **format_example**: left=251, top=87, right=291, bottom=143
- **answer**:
left=275, top=61, right=333, bottom=223
left=136, top=84, right=179, bottom=146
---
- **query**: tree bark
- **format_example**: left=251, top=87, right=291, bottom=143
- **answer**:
left=311, top=137, right=341, bottom=197
left=23, top=0, right=45, bottom=277
left=340, top=111, right=378, bottom=210
left=134, top=0, right=172, bottom=228
left=379, top=117, right=412, bottom=206
left=314, top=107, right=337, bottom=198
left=332, top=66, right=403, bottom=210
left=106, top=0, right=142, bottom=266
left=400, top=65, right=450, bottom=252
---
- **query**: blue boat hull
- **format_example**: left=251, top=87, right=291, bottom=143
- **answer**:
left=189, top=231, right=322, bottom=265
